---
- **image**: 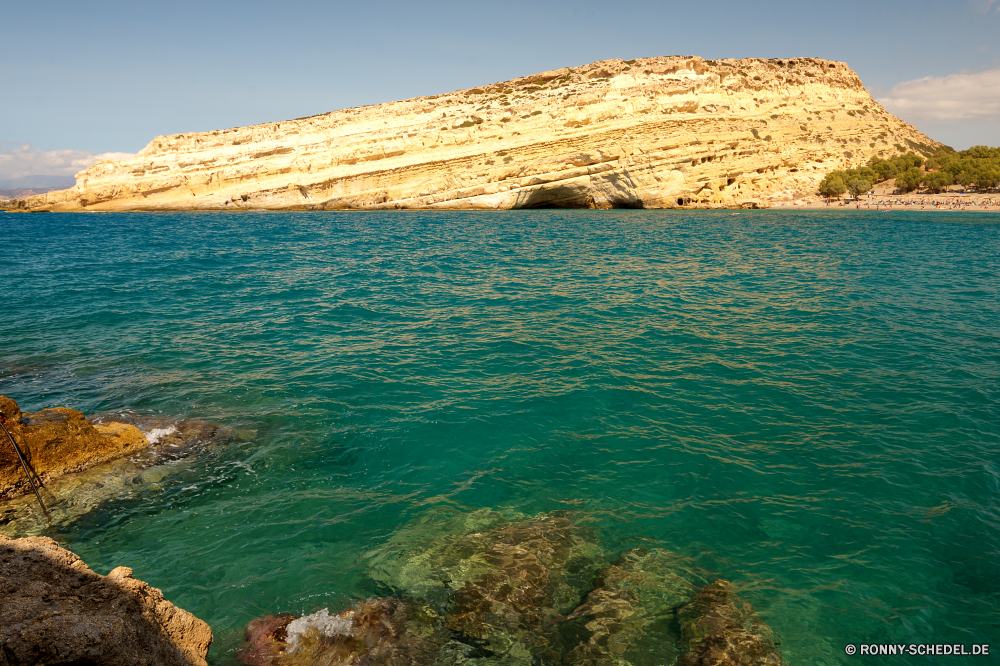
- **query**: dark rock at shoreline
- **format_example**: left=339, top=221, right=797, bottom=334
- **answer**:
left=0, top=533, right=212, bottom=666
left=89, top=413, right=238, bottom=468
left=238, top=614, right=297, bottom=666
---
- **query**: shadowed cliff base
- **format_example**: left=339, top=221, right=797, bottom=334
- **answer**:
left=0, top=534, right=212, bottom=666
left=2, top=56, right=941, bottom=213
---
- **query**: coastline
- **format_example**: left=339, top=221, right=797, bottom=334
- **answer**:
left=774, top=191, right=999, bottom=212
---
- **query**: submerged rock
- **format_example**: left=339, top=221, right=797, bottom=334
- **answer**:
left=236, top=598, right=449, bottom=666
left=369, top=509, right=605, bottom=661
left=0, top=533, right=212, bottom=666
left=551, top=547, right=695, bottom=665
left=245, top=511, right=788, bottom=665
left=0, top=395, right=147, bottom=499
left=676, top=580, right=783, bottom=666
left=370, top=509, right=604, bottom=612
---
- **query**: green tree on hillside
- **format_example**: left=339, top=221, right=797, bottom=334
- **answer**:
left=895, top=168, right=923, bottom=193
left=816, top=146, right=999, bottom=197
left=847, top=178, right=872, bottom=199
left=923, top=171, right=953, bottom=193
left=819, top=174, right=846, bottom=198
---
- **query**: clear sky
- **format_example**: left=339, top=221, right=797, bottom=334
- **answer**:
left=2, top=0, right=998, bottom=181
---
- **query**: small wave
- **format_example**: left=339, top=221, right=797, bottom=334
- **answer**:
left=145, top=426, right=179, bottom=445
left=285, top=608, right=352, bottom=649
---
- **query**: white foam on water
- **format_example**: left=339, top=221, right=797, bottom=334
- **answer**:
left=285, top=608, right=353, bottom=650
left=145, top=426, right=179, bottom=445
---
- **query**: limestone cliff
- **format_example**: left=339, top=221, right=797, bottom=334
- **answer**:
left=3, top=56, right=941, bottom=212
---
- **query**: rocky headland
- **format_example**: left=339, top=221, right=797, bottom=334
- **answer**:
left=2, top=56, right=940, bottom=212
left=0, top=533, right=212, bottom=666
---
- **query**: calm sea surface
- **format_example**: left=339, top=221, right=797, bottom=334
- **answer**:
left=1, top=210, right=998, bottom=664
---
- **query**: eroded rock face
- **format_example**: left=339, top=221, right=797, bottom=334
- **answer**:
left=0, top=395, right=147, bottom=499
left=3, top=56, right=940, bottom=213
left=677, top=580, right=783, bottom=666
left=0, top=534, right=212, bottom=666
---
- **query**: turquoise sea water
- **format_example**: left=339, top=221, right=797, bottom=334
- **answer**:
left=1, top=210, right=998, bottom=664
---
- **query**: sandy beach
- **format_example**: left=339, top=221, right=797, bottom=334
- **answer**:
left=776, top=190, right=1000, bottom=212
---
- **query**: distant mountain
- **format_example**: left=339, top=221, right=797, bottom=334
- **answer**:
left=0, top=175, right=75, bottom=189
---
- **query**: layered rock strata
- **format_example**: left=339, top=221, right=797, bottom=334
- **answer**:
left=0, top=534, right=212, bottom=666
left=3, top=56, right=940, bottom=212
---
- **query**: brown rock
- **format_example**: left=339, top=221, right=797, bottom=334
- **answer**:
left=237, top=598, right=446, bottom=666
left=0, top=396, right=149, bottom=499
left=0, top=534, right=212, bottom=666
left=238, top=614, right=296, bottom=666
left=677, top=579, right=783, bottom=666
left=0, top=395, right=22, bottom=426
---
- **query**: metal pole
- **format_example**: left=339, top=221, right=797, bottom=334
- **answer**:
left=0, top=410, right=50, bottom=516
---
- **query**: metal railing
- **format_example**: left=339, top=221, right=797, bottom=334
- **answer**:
left=1, top=409, right=51, bottom=519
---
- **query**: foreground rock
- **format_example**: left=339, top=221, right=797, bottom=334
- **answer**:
left=2, top=56, right=940, bottom=213
left=0, top=395, right=147, bottom=500
left=237, top=599, right=448, bottom=666
left=0, top=534, right=212, bottom=666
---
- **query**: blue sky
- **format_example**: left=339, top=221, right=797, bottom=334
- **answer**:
left=2, top=0, right=998, bottom=180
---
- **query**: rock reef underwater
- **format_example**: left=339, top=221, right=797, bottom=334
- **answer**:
left=238, top=509, right=783, bottom=666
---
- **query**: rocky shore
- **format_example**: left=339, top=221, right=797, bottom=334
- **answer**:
left=2, top=56, right=939, bottom=212
left=0, top=395, right=148, bottom=500
left=0, top=533, right=212, bottom=666
left=0, top=395, right=239, bottom=533
left=1, top=396, right=783, bottom=664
